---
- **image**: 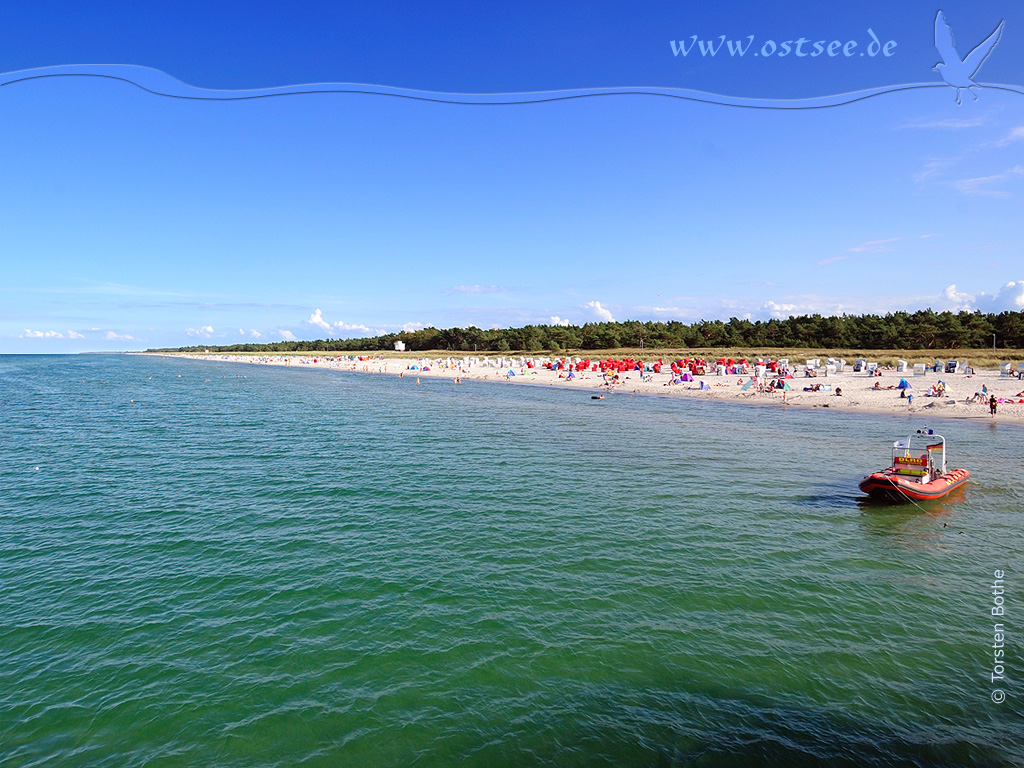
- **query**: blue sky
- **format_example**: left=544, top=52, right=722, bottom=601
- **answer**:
left=2, top=1, right=1022, bottom=352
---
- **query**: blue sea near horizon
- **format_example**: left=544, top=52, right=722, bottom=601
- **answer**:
left=1, top=353, right=1021, bottom=767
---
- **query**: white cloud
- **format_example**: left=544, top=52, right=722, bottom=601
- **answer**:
left=954, top=165, right=1024, bottom=196
left=278, top=330, right=297, bottom=341
left=308, top=308, right=332, bottom=331
left=249, top=329, right=263, bottom=338
left=67, top=330, right=85, bottom=339
left=954, top=174, right=1007, bottom=196
left=848, top=237, right=902, bottom=253
left=401, top=322, right=425, bottom=332
left=334, top=321, right=373, bottom=333
left=584, top=300, right=615, bottom=322
left=443, top=285, right=507, bottom=294
left=307, top=309, right=377, bottom=336
left=733, top=295, right=868, bottom=320
left=820, top=234, right=940, bottom=265
left=995, top=126, right=1024, bottom=146
left=650, top=305, right=701, bottom=318
left=186, top=326, right=214, bottom=338
left=942, top=284, right=973, bottom=309
left=818, top=255, right=848, bottom=266
left=606, top=284, right=1019, bottom=324
left=105, top=331, right=137, bottom=341
left=760, top=301, right=800, bottom=318
left=903, top=117, right=986, bottom=130
left=549, top=316, right=570, bottom=326
left=987, top=282, right=1024, bottom=311
left=22, top=329, right=63, bottom=339
left=914, top=158, right=955, bottom=184
left=942, top=281, right=1024, bottom=312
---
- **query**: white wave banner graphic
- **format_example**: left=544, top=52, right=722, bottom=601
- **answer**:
left=2, top=64, right=1023, bottom=109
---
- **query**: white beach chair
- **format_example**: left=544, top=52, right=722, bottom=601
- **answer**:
left=896, top=360, right=907, bottom=372
left=913, top=363, right=927, bottom=376
left=866, top=362, right=878, bottom=375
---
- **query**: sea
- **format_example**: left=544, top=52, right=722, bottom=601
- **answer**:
left=1, top=353, right=1021, bottom=768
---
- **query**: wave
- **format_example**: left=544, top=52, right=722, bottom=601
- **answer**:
left=4, top=63, right=1023, bottom=109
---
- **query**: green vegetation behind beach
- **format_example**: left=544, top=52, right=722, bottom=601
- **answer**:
left=152, top=309, right=1023, bottom=359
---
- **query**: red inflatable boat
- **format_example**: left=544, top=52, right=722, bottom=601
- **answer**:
left=859, top=429, right=970, bottom=503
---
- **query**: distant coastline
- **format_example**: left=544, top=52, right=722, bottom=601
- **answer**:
left=148, top=351, right=1024, bottom=425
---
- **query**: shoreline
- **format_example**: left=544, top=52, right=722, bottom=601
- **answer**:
left=146, top=352, right=1024, bottom=425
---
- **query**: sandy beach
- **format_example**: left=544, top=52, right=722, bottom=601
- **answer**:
left=151, top=352, right=1024, bottom=425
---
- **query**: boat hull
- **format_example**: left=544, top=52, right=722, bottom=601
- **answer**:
left=859, top=468, right=970, bottom=503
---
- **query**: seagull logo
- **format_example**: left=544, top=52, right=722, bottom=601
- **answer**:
left=933, top=10, right=1004, bottom=104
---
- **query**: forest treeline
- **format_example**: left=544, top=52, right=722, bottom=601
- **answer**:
left=156, top=309, right=1024, bottom=354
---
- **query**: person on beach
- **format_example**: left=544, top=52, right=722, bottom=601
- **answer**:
left=990, top=394, right=997, bottom=416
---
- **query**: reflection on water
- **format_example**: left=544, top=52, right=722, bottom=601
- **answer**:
left=855, top=490, right=974, bottom=556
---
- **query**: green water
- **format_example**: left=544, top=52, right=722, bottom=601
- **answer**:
left=1, top=354, right=1021, bottom=767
